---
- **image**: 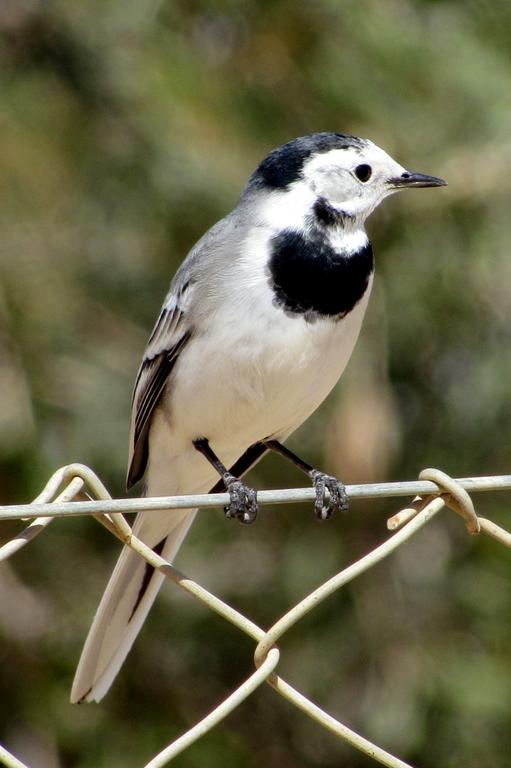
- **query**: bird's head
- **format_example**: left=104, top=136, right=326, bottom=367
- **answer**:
left=248, top=132, right=446, bottom=228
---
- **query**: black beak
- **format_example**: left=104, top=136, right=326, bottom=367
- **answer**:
left=389, top=171, right=447, bottom=189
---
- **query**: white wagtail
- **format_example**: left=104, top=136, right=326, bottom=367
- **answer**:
left=71, top=132, right=446, bottom=703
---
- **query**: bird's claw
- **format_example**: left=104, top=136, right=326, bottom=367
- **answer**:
left=311, top=470, right=349, bottom=520
left=223, top=474, right=258, bottom=524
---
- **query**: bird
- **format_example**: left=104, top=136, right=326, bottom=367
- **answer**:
left=71, top=132, right=446, bottom=703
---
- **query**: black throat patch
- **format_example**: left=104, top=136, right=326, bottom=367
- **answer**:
left=313, top=197, right=354, bottom=228
left=268, top=229, right=374, bottom=320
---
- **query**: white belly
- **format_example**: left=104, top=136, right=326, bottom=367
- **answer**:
left=145, top=275, right=372, bottom=496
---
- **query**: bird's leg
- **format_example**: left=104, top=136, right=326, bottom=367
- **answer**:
left=193, top=438, right=258, bottom=524
left=262, top=439, right=349, bottom=520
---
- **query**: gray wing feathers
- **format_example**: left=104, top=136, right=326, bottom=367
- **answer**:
left=127, top=210, right=250, bottom=489
left=127, top=280, right=194, bottom=488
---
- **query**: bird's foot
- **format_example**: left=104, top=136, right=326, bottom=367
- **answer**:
left=310, top=470, right=349, bottom=520
left=223, top=473, right=258, bottom=524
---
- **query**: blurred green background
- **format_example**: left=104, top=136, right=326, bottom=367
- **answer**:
left=1, top=0, right=511, bottom=766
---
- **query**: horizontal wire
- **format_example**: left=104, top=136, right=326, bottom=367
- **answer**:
left=0, top=474, right=510, bottom=521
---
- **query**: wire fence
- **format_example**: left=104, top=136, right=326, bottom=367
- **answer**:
left=1, top=463, right=510, bottom=768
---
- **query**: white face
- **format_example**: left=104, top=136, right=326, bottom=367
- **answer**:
left=301, top=141, right=408, bottom=220
left=256, top=138, right=445, bottom=234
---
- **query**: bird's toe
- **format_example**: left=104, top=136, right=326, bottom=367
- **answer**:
left=311, top=470, right=349, bottom=519
left=223, top=478, right=259, bottom=524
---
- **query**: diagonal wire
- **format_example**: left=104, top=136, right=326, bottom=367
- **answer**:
left=1, top=464, right=511, bottom=768
left=0, top=746, right=29, bottom=768
left=0, top=477, right=84, bottom=562
left=144, top=649, right=281, bottom=768
left=99, top=492, right=447, bottom=768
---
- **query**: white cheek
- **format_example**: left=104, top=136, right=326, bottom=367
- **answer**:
left=311, top=170, right=359, bottom=204
left=333, top=186, right=387, bottom=219
left=257, top=185, right=315, bottom=231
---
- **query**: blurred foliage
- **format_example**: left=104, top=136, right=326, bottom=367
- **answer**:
left=1, top=0, right=511, bottom=766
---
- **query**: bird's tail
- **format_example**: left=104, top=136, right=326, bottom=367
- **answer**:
left=70, top=508, right=196, bottom=703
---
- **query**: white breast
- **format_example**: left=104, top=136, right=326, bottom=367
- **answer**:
left=145, top=219, right=373, bottom=498
left=160, top=228, right=373, bottom=463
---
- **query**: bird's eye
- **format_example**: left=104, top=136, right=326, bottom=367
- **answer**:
left=355, top=164, right=372, bottom=182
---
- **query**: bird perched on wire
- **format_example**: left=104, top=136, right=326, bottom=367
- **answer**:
left=71, top=132, right=446, bottom=703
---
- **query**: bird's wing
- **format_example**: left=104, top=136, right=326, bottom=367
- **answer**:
left=127, top=279, right=194, bottom=489
left=126, top=207, right=253, bottom=490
